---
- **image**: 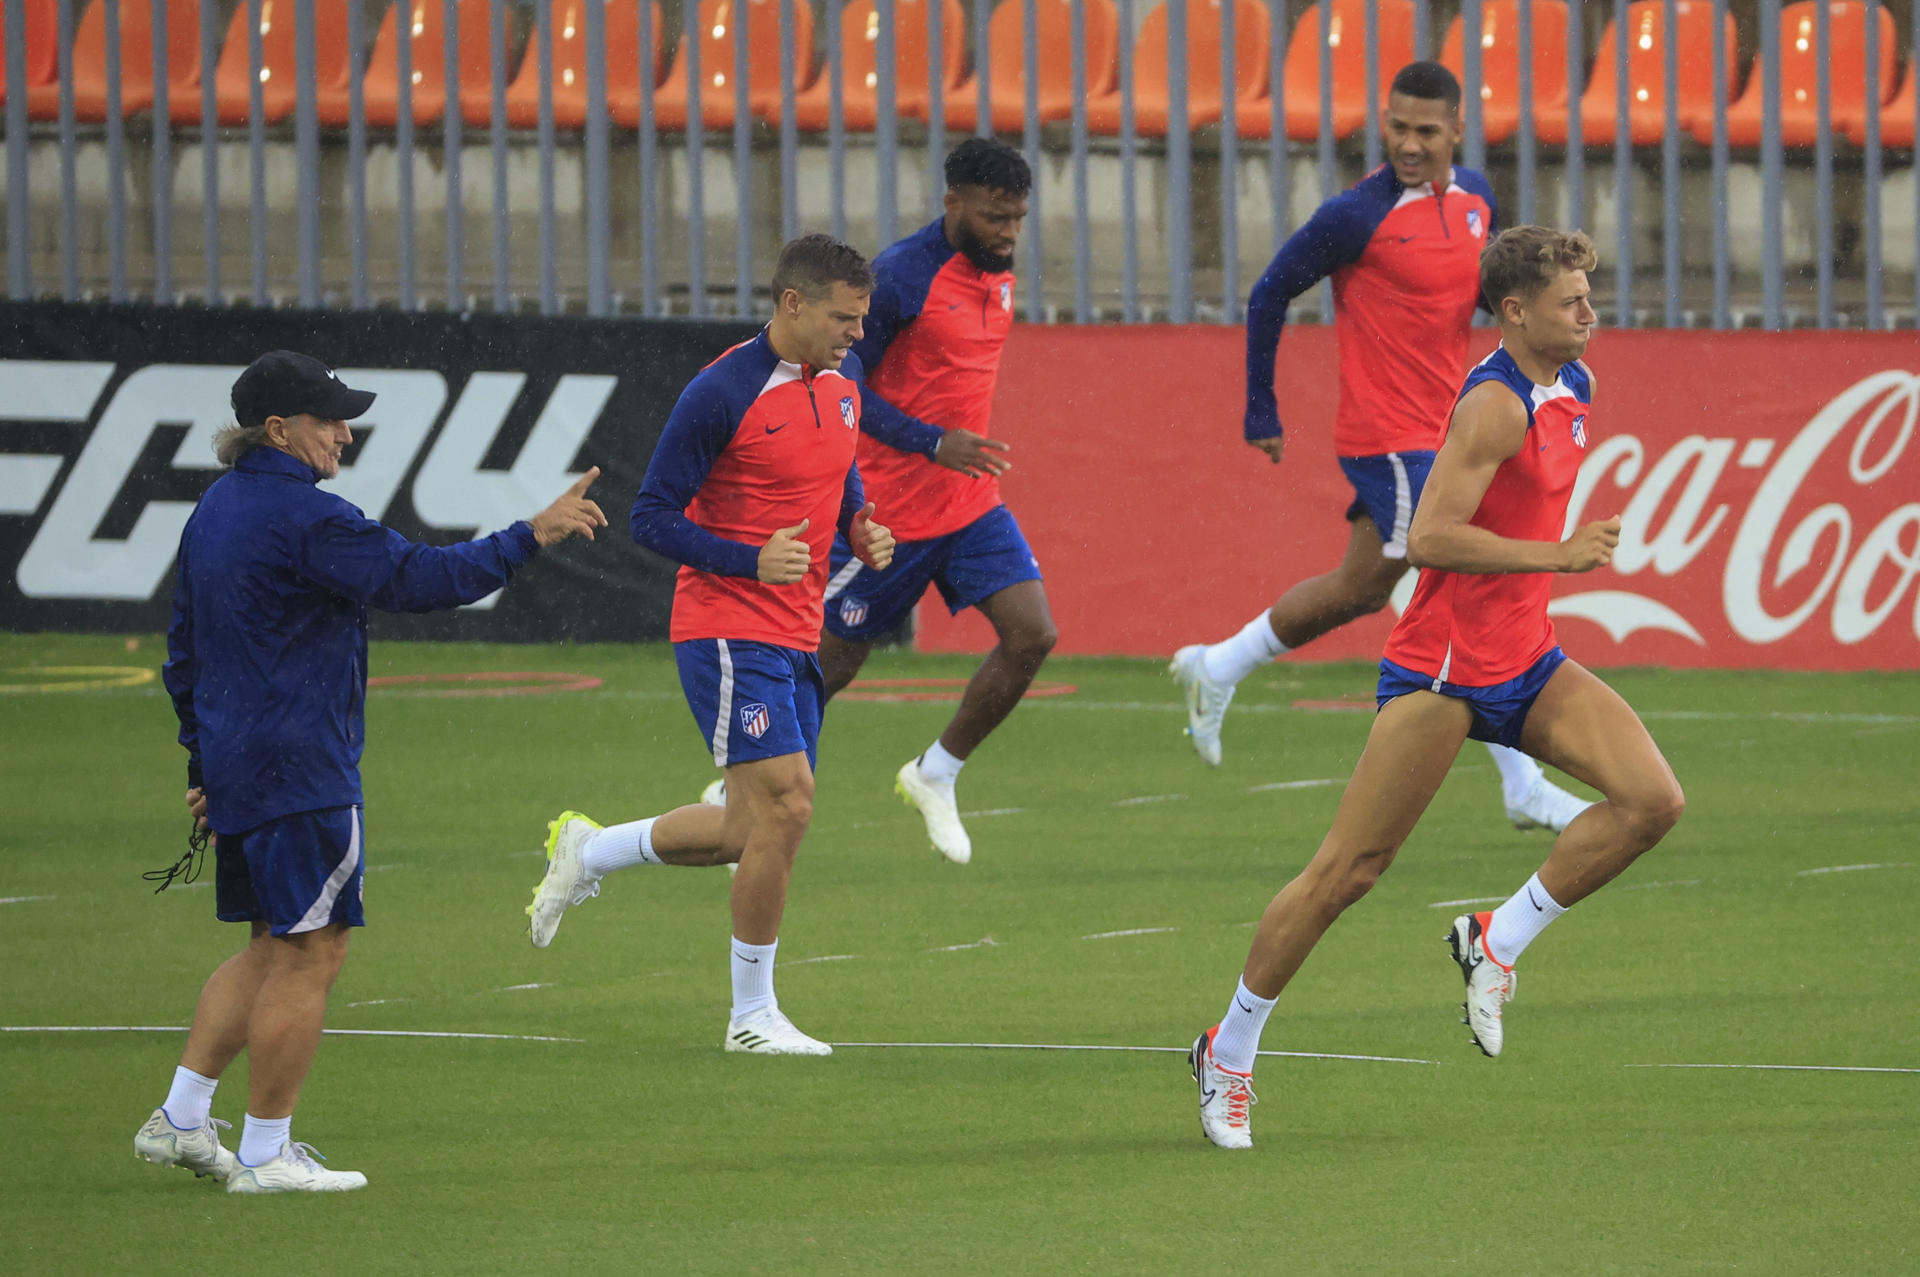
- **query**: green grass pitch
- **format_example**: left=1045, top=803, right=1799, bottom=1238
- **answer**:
left=2, top=632, right=1916, bottom=1274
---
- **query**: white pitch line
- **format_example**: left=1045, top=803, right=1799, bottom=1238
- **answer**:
left=1245, top=779, right=1342, bottom=793
left=959, top=807, right=1025, bottom=818
left=1426, top=895, right=1509, bottom=909
left=0, top=895, right=56, bottom=905
left=780, top=954, right=858, bottom=967
left=1618, top=879, right=1703, bottom=892
left=1113, top=793, right=1186, bottom=807
left=831, top=1041, right=1437, bottom=1065
left=1081, top=926, right=1180, bottom=940
left=492, top=982, right=554, bottom=992
left=345, top=998, right=411, bottom=1008
left=1630, top=1063, right=1920, bottom=1075
left=1, top=1025, right=579, bottom=1043
left=930, top=936, right=998, bottom=952
left=1795, top=862, right=1912, bottom=876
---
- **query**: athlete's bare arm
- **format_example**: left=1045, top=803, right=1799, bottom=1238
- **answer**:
left=1407, top=383, right=1620, bottom=574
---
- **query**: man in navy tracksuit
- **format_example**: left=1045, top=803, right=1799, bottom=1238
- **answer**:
left=135, top=351, right=605, bottom=1193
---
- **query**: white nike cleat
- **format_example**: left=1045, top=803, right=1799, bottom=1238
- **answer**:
left=134, top=1108, right=237, bottom=1182
left=895, top=757, right=971, bottom=865
left=1448, top=912, right=1517, bottom=1058
left=1188, top=1025, right=1256, bottom=1149
left=723, top=1005, right=833, bottom=1056
left=1170, top=644, right=1235, bottom=767
left=226, top=1140, right=367, bottom=1194
left=1505, top=775, right=1596, bottom=833
left=526, top=810, right=602, bottom=949
left=700, top=778, right=726, bottom=807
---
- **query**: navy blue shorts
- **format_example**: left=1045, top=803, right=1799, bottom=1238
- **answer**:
left=215, top=806, right=366, bottom=935
left=821, top=504, right=1042, bottom=642
left=1339, top=450, right=1436, bottom=560
left=674, top=638, right=824, bottom=770
left=1376, top=647, right=1569, bottom=749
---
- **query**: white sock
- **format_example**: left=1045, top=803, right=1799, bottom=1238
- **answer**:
left=729, top=937, right=778, bottom=1019
left=1486, top=743, right=1545, bottom=807
left=238, top=1113, right=292, bottom=1167
left=161, top=1065, right=217, bottom=1130
left=1211, top=977, right=1277, bottom=1074
left=1484, top=873, right=1568, bottom=968
left=918, top=741, right=965, bottom=786
left=580, top=818, right=661, bottom=877
left=1202, top=612, right=1288, bottom=686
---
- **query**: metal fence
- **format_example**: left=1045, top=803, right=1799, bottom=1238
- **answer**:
left=3, top=0, right=1917, bottom=326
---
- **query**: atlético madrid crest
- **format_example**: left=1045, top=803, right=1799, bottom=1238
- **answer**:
left=1467, top=209, right=1485, bottom=239
left=999, top=281, right=1013, bottom=311
left=839, top=597, right=869, bottom=628
left=1570, top=414, right=1589, bottom=448
left=839, top=396, right=856, bottom=428
left=739, top=702, right=770, bottom=739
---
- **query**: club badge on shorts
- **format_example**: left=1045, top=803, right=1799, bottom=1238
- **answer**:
left=839, top=597, right=869, bottom=628
left=840, top=396, right=857, bottom=428
left=739, top=702, right=770, bottom=739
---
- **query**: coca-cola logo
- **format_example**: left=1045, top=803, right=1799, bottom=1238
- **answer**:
left=1558, top=370, right=1920, bottom=649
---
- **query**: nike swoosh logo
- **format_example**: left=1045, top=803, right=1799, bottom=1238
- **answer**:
left=1527, top=886, right=1545, bottom=912
left=1201, top=1087, right=1217, bottom=1106
left=1236, top=999, right=1254, bottom=1014
left=764, top=422, right=788, bottom=434
left=734, top=953, right=761, bottom=964
left=947, top=303, right=961, bottom=310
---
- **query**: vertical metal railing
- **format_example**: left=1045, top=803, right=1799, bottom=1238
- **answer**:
left=927, top=0, right=945, bottom=220
left=1565, top=0, right=1583, bottom=230
left=974, top=0, right=991, bottom=134
left=102, top=0, right=124, bottom=301
left=1315, top=0, right=1333, bottom=320
left=685, top=0, right=707, bottom=315
left=399, top=0, right=420, bottom=310
left=1861, top=0, right=1881, bottom=329
left=1414, top=0, right=1429, bottom=59
left=732, top=0, right=752, bottom=312
left=534, top=0, right=557, bottom=313
left=828, top=0, right=846, bottom=240
left=1267, top=0, right=1285, bottom=262
left=444, top=0, right=467, bottom=310
left=1167, top=0, right=1192, bottom=322
left=294, top=0, right=319, bottom=308
left=1759, top=0, right=1782, bottom=328
left=56, top=0, right=76, bottom=299
left=1362, top=0, right=1380, bottom=173
left=488, top=0, right=510, bottom=311
left=152, top=0, right=172, bottom=303
left=3, top=0, right=27, bottom=299
left=245, top=0, right=266, bottom=305
left=1813, top=0, right=1833, bottom=327
left=1118, top=0, right=1139, bottom=321
left=1071, top=0, right=1093, bottom=320
left=1709, top=0, right=1729, bottom=326
left=1021, top=0, right=1043, bottom=320
left=1462, top=0, right=1484, bottom=171
left=1661, top=0, right=1680, bottom=326
left=1516, top=0, right=1535, bottom=226
left=587, top=0, right=614, bottom=316
left=198, top=0, right=218, bottom=303
left=777, top=0, right=799, bottom=241
left=1611, top=0, right=1630, bottom=324
left=878, top=0, right=900, bottom=251
left=348, top=0, right=370, bottom=308
left=1221, top=0, right=1239, bottom=320
left=640, top=0, right=661, bottom=313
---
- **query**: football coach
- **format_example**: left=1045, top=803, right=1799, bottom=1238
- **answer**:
left=134, top=351, right=605, bottom=1193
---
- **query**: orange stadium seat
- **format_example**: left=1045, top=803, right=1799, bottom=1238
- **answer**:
left=0, top=0, right=60, bottom=108
left=940, top=0, right=1120, bottom=133
left=24, top=0, right=201, bottom=120
left=1240, top=0, right=1415, bottom=142
left=1439, top=0, right=1570, bottom=145
left=1537, top=0, right=1735, bottom=146
left=781, top=0, right=967, bottom=131
left=496, top=0, right=663, bottom=129
left=1843, top=55, right=1913, bottom=146
left=171, top=0, right=353, bottom=125
left=649, top=0, right=813, bottom=132
left=314, top=0, right=490, bottom=128
left=1699, top=0, right=1894, bottom=147
left=1084, top=0, right=1267, bottom=137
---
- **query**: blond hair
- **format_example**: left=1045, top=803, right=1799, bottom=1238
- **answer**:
left=1480, top=226, right=1599, bottom=311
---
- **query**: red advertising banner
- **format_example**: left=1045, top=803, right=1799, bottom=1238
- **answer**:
left=915, top=326, right=1920, bottom=671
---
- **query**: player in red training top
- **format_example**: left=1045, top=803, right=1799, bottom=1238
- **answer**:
left=1170, top=61, right=1590, bottom=837
left=793, top=138, right=1048, bottom=867
left=524, top=236, right=895, bottom=1057
left=1185, top=227, right=1686, bottom=1150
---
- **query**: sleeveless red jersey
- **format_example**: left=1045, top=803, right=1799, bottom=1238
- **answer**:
left=1383, top=347, right=1594, bottom=685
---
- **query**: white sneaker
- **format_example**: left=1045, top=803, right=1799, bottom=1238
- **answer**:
left=723, top=1004, right=833, bottom=1055
left=226, top=1140, right=367, bottom=1193
left=1505, top=775, right=1595, bottom=833
left=134, top=1108, right=237, bottom=1182
left=1170, top=644, right=1235, bottom=767
left=895, top=757, right=971, bottom=865
left=700, top=778, right=726, bottom=807
left=1448, top=912, right=1517, bottom=1058
left=1188, top=1026, right=1256, bottom=1149
left=526, top=810, right=602, bottom=949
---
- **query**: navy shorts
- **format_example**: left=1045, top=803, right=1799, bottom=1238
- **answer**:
left=1375, top=647, right=1569, bottom=749
left=215, top=806, right=366, bottom=936
left=1339, top=450, right=1436, bottom=560
left=674, top=638, right=825, bottom=770
left=821, top=504, right=1042, bottom=642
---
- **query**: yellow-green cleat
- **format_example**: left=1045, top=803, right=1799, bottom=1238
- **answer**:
left=526, top=810, right=603, bottom=948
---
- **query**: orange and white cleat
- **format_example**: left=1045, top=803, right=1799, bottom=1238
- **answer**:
left=1188, top=1025, right=1257, bottom=1149
left=1448, top=912, right=1518, bottom=1058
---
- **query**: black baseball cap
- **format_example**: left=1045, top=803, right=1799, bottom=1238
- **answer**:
left=230, top=351, right=377, bottom=427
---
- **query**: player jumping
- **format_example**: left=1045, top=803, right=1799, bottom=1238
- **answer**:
left=1187, top=226, right=1685, bottom=1150
left=524, top=235, right=894, bottom=1056
left=1170, top=61, right=1590, bottom=835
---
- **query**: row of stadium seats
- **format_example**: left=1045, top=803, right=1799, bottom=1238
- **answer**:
left=2, top=0, right=1916, bottom=146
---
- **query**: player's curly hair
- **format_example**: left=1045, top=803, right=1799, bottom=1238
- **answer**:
left=770, top=233, right=874, bottom=301
left=1480, top=225, right=1600, bottom=309
left=1389, top=61, right=1462, bottom=114
left=945, top=137, right=1032, bottom=197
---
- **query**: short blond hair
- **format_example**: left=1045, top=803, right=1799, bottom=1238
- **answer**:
left=1480, top=226, right=1599, bottom=310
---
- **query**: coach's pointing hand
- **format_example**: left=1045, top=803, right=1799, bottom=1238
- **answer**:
left=851, top=502, right=894, bottom=571
left=760, top=518, right=813, bottom=584
left=1250, top=437, right=1285, bottom=465
left=531, top=467, right=609, bottom=546
left=935, top=428, right=1013, bottom=479
left=1560, top=516, right=1622, bottom=572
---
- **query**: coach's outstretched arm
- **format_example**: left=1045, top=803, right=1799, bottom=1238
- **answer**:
left=1406, top=387, right=1620, bottom=575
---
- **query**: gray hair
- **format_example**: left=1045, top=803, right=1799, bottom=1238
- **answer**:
left=213, top=423, right=270, bottom=467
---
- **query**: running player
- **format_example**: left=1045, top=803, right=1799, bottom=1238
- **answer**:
left=706, top=138, right=1047, bottom=867
left=524, top=235, right=894, bottom=1056
left=1170, top=61, right=1589, bottom=835
left=1186, top=227, right=1685, bottom=1150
